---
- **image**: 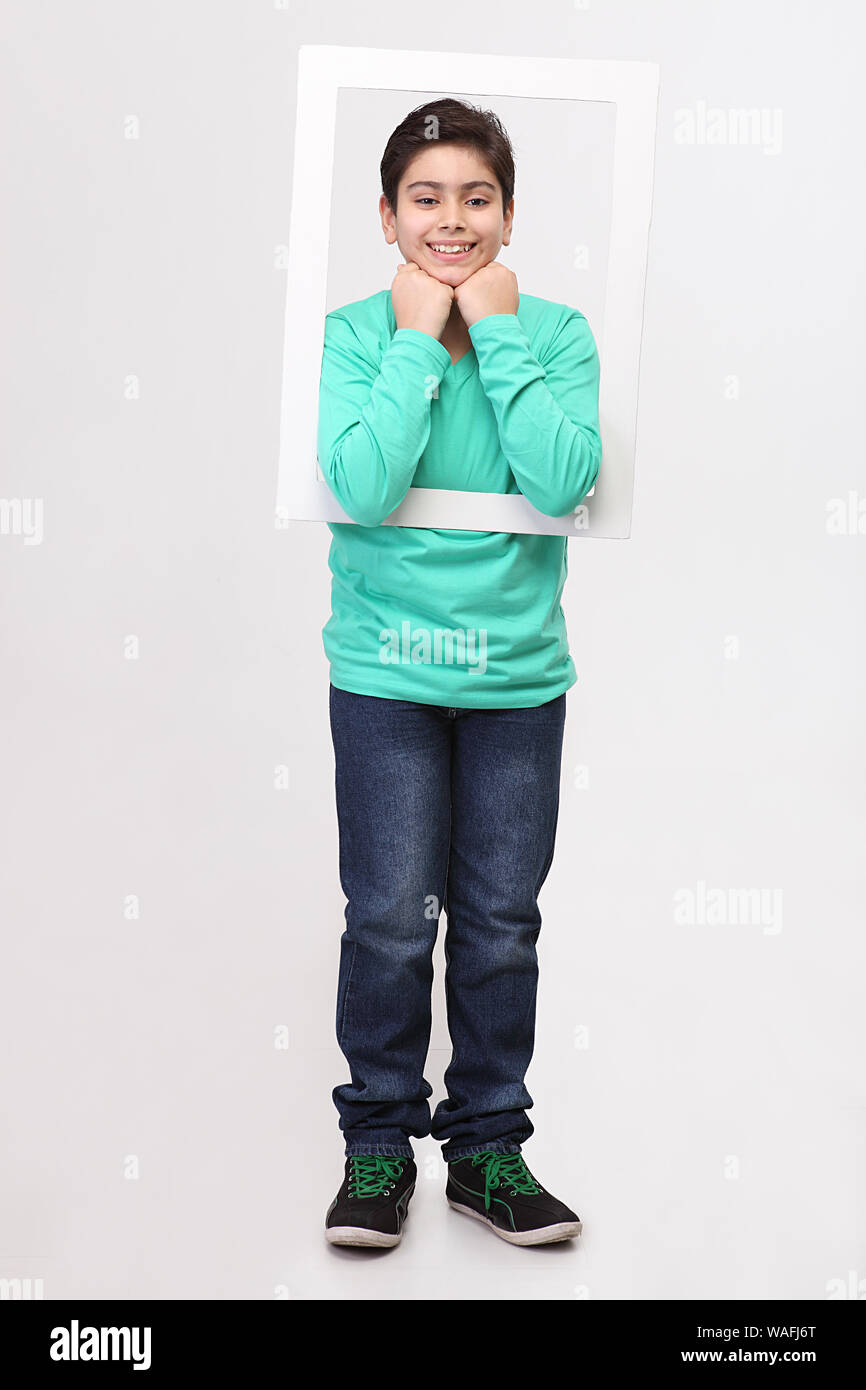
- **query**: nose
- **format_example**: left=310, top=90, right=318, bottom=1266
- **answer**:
left=438, top=204, right=466, bottom=230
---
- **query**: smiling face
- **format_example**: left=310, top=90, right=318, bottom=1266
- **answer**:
left=380, top=143, right=514, bottom=286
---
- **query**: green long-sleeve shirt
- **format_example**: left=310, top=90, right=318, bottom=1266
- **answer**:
left=316, top=287, right=601, bottom=707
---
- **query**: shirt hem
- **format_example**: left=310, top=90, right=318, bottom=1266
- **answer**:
left=327, top=671, right=577, bottom=709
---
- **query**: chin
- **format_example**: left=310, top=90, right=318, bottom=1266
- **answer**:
left=426, top=260, right=474, bottom=283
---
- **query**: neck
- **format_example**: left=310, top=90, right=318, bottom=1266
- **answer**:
left=442, top=300, right=471, bottom=343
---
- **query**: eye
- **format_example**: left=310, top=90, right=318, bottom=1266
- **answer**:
left=414, top=197, right=490, bottom=207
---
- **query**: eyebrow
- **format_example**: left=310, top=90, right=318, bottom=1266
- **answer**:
left=405, top=180, right=497, bottom=192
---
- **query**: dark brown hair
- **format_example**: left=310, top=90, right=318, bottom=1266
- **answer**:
left=380, top=97, right=515, bottom=215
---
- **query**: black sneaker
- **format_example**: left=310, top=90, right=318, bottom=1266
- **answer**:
left=446, top=1150, right=582, bottom=1245
left=325, top=1154, right=416, bottom=1247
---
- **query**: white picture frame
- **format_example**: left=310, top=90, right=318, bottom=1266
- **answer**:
left=276, top=45, right=659, bottom=538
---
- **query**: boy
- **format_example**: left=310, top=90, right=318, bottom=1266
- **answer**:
left=318, top=98, right=602, bottom=1247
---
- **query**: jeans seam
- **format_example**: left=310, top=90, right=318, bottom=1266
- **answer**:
left=337, top=941, right=358, bottom=1048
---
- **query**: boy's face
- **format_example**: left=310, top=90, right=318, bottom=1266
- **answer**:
left=380, top=143, right=514, bottom=287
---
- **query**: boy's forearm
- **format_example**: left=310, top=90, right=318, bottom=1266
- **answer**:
left=469, top=312, right=602, bottom=518
left=318, top=321, right=452, bottom=528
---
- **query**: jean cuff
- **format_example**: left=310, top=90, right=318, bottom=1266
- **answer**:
left=443, top=1142, right=523, bottom=1162
left=344, top=1144, right=414, bottom=1159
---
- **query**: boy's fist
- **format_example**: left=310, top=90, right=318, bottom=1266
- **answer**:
left=453, top=262, right=519, bottom=327
left=391, top=262, right=455, bottom=341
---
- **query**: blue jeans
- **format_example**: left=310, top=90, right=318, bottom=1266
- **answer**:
left=328, top=682, right=566, bottom=1162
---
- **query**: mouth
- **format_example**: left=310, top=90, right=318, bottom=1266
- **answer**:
left=426, top=242, right=477, bottom=262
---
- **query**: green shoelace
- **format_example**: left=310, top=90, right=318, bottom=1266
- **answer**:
left=347, top=1155, right=408, bottom=1198
left=468, top=1152, right=543, bottom=1211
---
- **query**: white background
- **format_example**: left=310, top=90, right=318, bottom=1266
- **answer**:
left=1, top=0, right=864, bottom=1300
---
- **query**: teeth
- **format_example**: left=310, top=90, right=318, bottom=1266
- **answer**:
left=429, top=243, right=474, bottom=254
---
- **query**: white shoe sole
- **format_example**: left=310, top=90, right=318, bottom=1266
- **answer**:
left=325, top=1223, right=402, bottom=1247
left=447, top=1197, right=582, bottom=1245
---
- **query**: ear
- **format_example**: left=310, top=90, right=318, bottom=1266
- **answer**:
left=379, top=193, right=398, bottom=244
left=501, top=197, right=515, bottom=246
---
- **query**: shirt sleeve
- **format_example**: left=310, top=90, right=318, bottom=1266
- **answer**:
left=316, top=311, right=453, bottom=527
left=468, top=310, right=602, bottom=518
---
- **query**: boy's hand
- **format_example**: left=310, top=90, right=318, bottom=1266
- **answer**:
left=391, top=262, right=455, bottom=340
left=453, top=262, right=519, bottom=328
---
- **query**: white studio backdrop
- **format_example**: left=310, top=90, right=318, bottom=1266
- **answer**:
left=1, top=0, right=864, bottom=1302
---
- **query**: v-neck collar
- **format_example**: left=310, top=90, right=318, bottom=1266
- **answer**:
left=384, top=293, right=477, bottom=383
left=443, top=347, right=477, bottom=383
